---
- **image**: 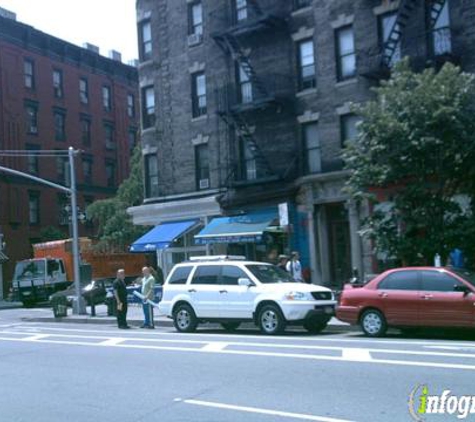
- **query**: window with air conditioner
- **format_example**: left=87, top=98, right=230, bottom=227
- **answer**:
left=195, top=144, right=210, bottom=190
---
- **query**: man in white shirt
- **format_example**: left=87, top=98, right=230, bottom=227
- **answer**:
left=140, top=266, right=156, bottom=329
left=286, top=251, right=303, bottom=282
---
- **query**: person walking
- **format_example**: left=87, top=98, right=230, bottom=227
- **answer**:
left=277, top=255, right=289, bottom=272
left=140, top=266, right=156, bottom=329
left=113, top=269, right=130, bottom=329
left=286, top=251, right=304, bottom=282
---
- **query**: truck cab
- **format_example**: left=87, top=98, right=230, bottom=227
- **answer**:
left=12, top=258, right=69, bottom=307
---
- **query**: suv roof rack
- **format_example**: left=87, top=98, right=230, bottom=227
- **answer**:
left=188, top=255, right=247, bottom=262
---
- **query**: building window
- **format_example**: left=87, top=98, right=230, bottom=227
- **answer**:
left=25, top=103, right=38, bottom=134
left=139, top=20, right=152, bottom=61
left=297, top=39, right=316, bottom=90
left=79, top=78, right=89, bottom=104
left=58, top=193, right=69, bottom=225
left=341, top=114, right=361, bottom=146
left=241, top=139, right=257, bottom=181
left=234, top=0, right=248, bottom=22
left=380, top=12, right=401, bottom=67
left=293, top=0, right=311, bottom=10
left=24, top=59, right=35, bottom=89
left=80, top=116, right=91, bottom=146
left=82, top=158, right=93, bottom=185
left=104, top=123, right=115, bottom=150
left=430, top=0, right=451, bottom=56
left=237, top=62, right=253, bottom=103
left=105, top=161, right=116, bottom=188
left=141, top=86, right=156, bottom=129
left=102, top=86, right=112, bottom=111
left=54, top=110, right=66, bottom=141
left=195, top=144, right=210, bottom=190
left=303, top=123, right=321, bottom=174
left=192, top=72, right=207, bottom=118
left=128, top=129, right=137, bottom=151
left=53, top=69, right=63, bottom=98
left=28, top=192, right=40, bottom=225
left=189, top=2, right=203, bottom=35
left=56, top=156, right=68, bottom=184
left=145, top=154, right=159, bottom=198
left=26, top=144, right=40, bottom=175
left=336, top=26, right=356, bottom=81
left=127, top=94, right=135, bottom=118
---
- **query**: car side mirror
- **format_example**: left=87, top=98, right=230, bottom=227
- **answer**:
left=454, top=284, right=471, bottom=296
left=238, top=278, right=254, bottom=287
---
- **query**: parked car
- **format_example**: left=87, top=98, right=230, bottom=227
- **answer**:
left=49, top=278, right=113, bottom=307
left=337, top=267, right=475, bottom=337
left=159, top=256, right=336, bottom=335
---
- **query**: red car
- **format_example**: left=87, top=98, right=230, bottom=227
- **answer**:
left=336, top=267, right=475, bottom=337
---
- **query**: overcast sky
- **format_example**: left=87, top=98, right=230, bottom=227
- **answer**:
left=0, top=0, right=138, bottom=63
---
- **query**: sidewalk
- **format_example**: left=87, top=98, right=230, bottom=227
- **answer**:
left=19, top=303, right=353, bottom=331
left=0, top=300, right=22, bottom=310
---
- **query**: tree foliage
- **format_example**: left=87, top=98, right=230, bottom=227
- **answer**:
left=344, top=60, right=475, bottom=267
left=86, top=144, right=149, bottom=251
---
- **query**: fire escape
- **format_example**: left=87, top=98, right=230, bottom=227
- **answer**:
left=361, top=0, right=449, bottom=79
left=212, top=0, right=289, bottom=185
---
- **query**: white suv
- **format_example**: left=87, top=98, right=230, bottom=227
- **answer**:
left=159, top=256, right=336, bottom=335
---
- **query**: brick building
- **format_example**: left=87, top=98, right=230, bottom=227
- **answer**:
left=129, top=0, right=475, bottom=285
left=0, top=9, right=139, bottom=296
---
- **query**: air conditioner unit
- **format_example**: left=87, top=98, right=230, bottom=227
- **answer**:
left=199, top=178, right=209, bottom=190
left=187, top=33, right=203, bottom=47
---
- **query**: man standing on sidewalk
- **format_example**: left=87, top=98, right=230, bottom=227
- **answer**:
left=140, top=266, right=156, bottom=329
left=113, top=269, right=130, bottom=329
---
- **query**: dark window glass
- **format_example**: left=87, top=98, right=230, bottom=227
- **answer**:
left=142, top=86, right=155, bottom=128
left=81, top=117, right=91, bottom=146
left=102, top=86, right=112, bottom=111
left=195, top=144, right=210, bottom=190
left=79, top=78, right=89, bottom=104
left=192, top=72, right=207, bottom=118
left=303, top=123, right=321, bottom=174
left=54, top=111, right=66, bottom=141
left=378, top=271, right=419, bottom=290
left=105, top=162, right=115, bottom=187
left=421, top=271, right=464, bottom=292
left=234, top=0, right=247, bottom=22
left=189, top=2, right=203, bottom=35
left=139, top=20, right=152, bottom=61
left=104, top=123, right=115, bottom=150
left=221, top=266, right=248, bottom=286
left=297, top=39, right=316, bottom=90
left=25, top=104, right=38, bottom=134
left=128, top=129, right=137, bottom=152
left=341, top=114, right=361, bottom=146
left=145, top=154, right=159, bottom=198
left=240, top=138, right=257, bottom=181
left=336, top=26, right=356, bottom=81
left=24, top=59, right=35, bottom=89
left=127, top=94, right=135, bottom=118
left=57, top=193, right=69, bottom=225
left=293, top=0, right=311, bottom=10
left=236, top=62, right=253, bottom=103
left=168, top=266, right=193, bottom=285
left=53, top=69, right=63, bottom=98
left=191, top=265, right=220, bottom=285
left=28, top=192, right=40, bottom=225
left=82, top=159, right=93, bottom=184
left=26, top=144, right=40, bottom=174
left=56, top=156, right=68, bottom=184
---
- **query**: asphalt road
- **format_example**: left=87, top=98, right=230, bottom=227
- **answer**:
left=0, top=309, right=474, bottom=422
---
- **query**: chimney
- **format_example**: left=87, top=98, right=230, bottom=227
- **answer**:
left=0, top=7, right=17, bottom=20
left=82, top=43, right=100, bottom=55
left=108, top=50, right=122, bottom=62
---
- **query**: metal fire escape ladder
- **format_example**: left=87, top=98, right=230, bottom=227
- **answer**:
left=247, top=0, right=264, bottom=16
left=429, top=0, right=447, bottom=28
left=222, top=34, right=269, bottom=99
left=219, top=110, right=273, bottom=178
left=381, top=0, right=418, bottom=67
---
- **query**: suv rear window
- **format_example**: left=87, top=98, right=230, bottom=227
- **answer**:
left=168, top=266, right=192, bottom=285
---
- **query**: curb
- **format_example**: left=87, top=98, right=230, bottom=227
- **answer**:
left=22, top=316, right=356, bottom=332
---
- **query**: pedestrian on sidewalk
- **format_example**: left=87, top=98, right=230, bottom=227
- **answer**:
left=286, top=251, right=304, bottom=282
left=277, top=255, right=289, bottom=272
left=113, top=269, right=130, bottom=329
left=140, top=266, right=156, bottom=329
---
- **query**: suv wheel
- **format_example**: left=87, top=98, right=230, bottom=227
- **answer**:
left=360, top=309, right=387, bottom=337
left=221, top=322, right=240, bottom=332
left=173, top=303, right=198, bottom=333
left=258, top=304, right=286, bottom=335
left=303, top=320, right=327, bottom=334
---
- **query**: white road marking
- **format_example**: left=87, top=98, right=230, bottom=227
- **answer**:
left=100, top=338, right=125, bottom=346
left=1, top=334, right=475, bottom=371
left=342, top=348, right=372, bottom=362
left=201, top=342, right=228, bottom=352
left=183, top=399, right=356, bottom=422
left=426, top=345, right=475, bottom=351
left=22, top=334, right=50, bottom=341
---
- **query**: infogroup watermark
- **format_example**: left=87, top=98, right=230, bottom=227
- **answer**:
left=408, top=385, right=475, bottom=420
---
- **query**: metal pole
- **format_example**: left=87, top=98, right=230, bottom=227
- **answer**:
left=0, top=232, right=4, bottom=300
left=69, top=147, right=86, bottom=315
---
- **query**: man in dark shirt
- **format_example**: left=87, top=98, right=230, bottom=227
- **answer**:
left=113, top=269, right=129, bottom=329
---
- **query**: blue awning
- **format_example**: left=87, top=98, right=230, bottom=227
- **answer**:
left=194, top=209, right=278, bottom=245
left=129, top=220, right=199, bottom=252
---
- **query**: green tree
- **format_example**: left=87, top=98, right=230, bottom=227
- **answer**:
left=344, top=60, right=475, bottom=267
left=86, top=144, right=149, bottom=251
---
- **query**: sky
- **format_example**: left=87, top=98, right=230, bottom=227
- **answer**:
left=0, top=0, right=138, bottom=63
